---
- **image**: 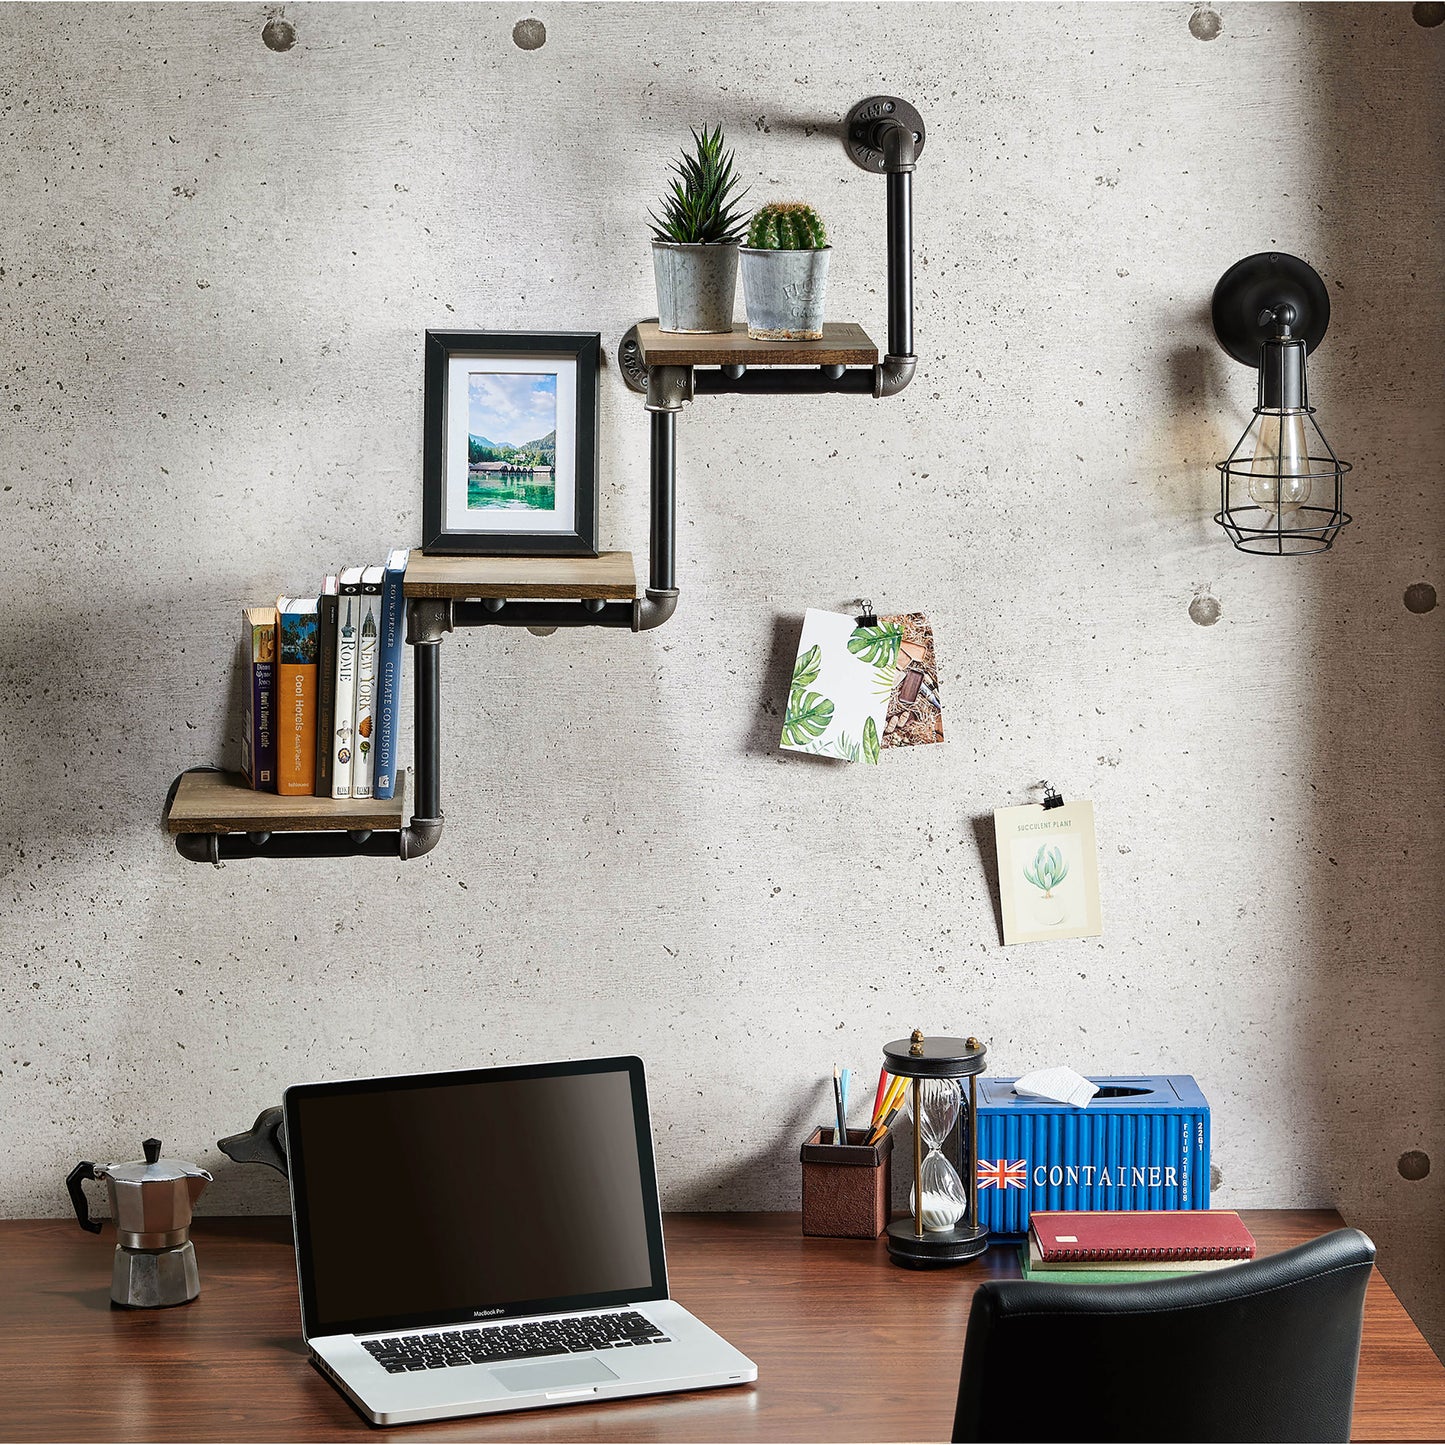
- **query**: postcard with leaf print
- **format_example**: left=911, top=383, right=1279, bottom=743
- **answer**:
left=780, top=609, right=898, bottom=764
left=881, top=611, right=943, bottom=749
left=993, top=799, right=1103, bottom=944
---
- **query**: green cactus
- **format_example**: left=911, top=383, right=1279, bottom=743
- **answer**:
left=747, top=202, right=828, bottom=250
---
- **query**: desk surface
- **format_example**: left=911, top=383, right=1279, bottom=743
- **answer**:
left=3, top=1210, right=1442, bottom=1442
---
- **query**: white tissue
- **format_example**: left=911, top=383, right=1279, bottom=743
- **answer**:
left=1013, top=1067, right=1099, bottom=1109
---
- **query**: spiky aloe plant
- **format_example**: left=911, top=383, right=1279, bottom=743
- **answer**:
left=746, top=201, right=828, bottom=250
left=649, top=126, right=749, bottom=245
left=1023, top=844, right=1069, bottom=898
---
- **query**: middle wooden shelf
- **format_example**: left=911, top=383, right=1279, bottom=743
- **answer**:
left=403, top=551, right=637, bottom=601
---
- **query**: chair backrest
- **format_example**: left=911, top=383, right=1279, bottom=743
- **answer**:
left=952, top=1227, right=1375, bottom=1444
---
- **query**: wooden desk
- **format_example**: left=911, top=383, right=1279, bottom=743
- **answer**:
left=4, top=1211, right=1442, bottom=1442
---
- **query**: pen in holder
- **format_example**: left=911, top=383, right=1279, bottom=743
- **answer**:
left=800, top=1127, right=893, bottom=1239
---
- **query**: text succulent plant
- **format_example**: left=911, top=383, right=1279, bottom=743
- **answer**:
left=746, top=201, right=828, bottom=250
left=649, top=126, right=749, bottom=246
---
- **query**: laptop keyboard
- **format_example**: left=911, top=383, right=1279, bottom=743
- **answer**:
left=362, top=1310, right=672, bottom=1373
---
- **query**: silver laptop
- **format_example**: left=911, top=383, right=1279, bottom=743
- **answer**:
left=284, top=1057, right=757, bottom=1425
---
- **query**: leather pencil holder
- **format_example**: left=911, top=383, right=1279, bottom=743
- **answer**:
left=800, top=1127, right=893, bottom=1239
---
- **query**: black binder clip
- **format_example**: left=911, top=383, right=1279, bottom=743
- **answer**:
left=1041, top=782, right=1065, bottom=811
left=856, top=598, right=878, bottom=626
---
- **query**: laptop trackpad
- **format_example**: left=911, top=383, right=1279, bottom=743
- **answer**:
left=491, top=1357, right=619, bottom=1393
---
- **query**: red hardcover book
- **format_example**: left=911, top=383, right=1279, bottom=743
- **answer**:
left=1030, top=1210, right=1257, bottom=1266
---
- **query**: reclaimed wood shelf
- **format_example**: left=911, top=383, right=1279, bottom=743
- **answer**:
left=403, top=550, right=637, bottom=601
left=165, top=771, right=407, bottom=835
left=633, top=321, right=878, bottom=369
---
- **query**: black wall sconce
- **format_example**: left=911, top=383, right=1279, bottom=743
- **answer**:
left=1211, top=252, right=1351, bottom=555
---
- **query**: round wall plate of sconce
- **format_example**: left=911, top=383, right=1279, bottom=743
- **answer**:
left=844, top=96, right=926, bottom=172
left=1211, top=251, right=1331, bottom=366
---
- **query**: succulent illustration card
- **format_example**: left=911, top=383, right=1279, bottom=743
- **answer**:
left=780, top=609, right=896, bottom=764
left=993, top=800, right=1103, bottom=944
left=881, top=612, right=943, bottom=749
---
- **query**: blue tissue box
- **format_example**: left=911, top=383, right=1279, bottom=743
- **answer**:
left=975, top=1075, right=1210, bottom=1238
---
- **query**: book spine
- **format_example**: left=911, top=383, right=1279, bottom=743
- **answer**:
left=277, top=658, right=317, bottom=795
left=313, top=590, right=339, bottom=797
left=372, top=560, right=407, bottom=800
left=240, top=623, right=277, bottom=791
left=332, top=590, right=359, bottom=799
left=351, top=585, right=382, bottom=799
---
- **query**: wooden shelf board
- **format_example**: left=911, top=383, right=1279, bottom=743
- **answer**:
left=634, top=321, right=878, bottom=369
left=403, top=551, right=636, bottom=601
left=165, top=771, right=407, bottom=835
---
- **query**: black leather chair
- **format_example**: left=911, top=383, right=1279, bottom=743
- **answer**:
left=952, top=1227, right=1375, bottom=1443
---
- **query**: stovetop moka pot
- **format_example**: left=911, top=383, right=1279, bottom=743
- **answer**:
left=67, top=1138, right=212, bottom=1308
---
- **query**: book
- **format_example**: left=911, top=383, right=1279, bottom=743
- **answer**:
left=1026, top=1234, right=1241, bottom=1274
left=372, top=548, right=409, bottom=800
left=313, top=575, right=339, bottom=798
left=1029, top=1210, right=1257, bottom=1268
left=1018, top=1247, right=1197, bottom=1284
left=276, top=597, right=320, bottom=796
left=331, top=567, right=362, bottom=799
left=239, top=605, right=277, bottom=791
left=350, top=564, right=384, bottom=800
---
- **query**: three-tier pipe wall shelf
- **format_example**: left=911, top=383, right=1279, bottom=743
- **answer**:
left=165, top=96, right=925, bottom=864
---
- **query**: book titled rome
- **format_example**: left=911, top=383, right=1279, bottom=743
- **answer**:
left=275, top=596, right=320, bottom=796
left=240, top=605, right=277, bottom=791
left=331, top=568, right=363, bottom=799
left=350, top=565, right=384, bottom=800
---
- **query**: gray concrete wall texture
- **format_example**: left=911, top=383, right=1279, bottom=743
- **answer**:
left=2, top=3, right=1442, bottom=1349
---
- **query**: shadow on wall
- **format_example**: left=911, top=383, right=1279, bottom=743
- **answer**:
left=1309, top=4, right=1445, bottom=1351
left=0, top=603, right=239, bottom=874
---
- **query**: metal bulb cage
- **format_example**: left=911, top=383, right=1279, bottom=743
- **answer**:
left=1215, top=346, right=1352, bottom=556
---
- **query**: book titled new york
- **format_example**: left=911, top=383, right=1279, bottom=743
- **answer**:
left=350, top=565, right=384, bottom=800
left=331, top=567, right=362, bottom=799
left=239, top=605, right=277, bottom=791
left=1030, top=1210, right=1256, bottom=1267
left=312, top=575, right=339, bottom=798
left=276, top=596, right=320, bottom=796
left=372, top=548, right=409, bottom=800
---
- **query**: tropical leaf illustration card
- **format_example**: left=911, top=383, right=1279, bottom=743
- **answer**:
left=780, top=609, right=896, bottom=764
left=881, top=612, right=943, bottom=749
left=993, top=800, right=1103, bottom=944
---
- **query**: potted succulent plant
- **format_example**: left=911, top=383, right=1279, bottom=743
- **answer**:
left=649, top=126, right=749, bottom=334
left=739, top=202, right=831, bottom=341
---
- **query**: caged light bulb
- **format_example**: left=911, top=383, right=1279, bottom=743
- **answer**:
left=1246, top=412, right=1313, bottom=516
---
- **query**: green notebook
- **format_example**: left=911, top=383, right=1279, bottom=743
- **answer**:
left=1017, top=1247, right=1193, bottom=1284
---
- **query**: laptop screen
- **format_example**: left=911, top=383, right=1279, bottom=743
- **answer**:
left=285, top=1057, right=669, bottom=1340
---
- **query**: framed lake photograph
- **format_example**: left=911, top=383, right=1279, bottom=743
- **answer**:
left=422, top=331, right=600, bottom=556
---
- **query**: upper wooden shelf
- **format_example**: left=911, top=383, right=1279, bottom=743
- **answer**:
left=633, top=321, right=878, bottom=369
left=404, top=551, right=636, bottom=601
left=165, top=771, right=407, bottom=835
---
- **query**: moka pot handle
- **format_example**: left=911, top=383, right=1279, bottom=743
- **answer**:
left=67, top=1161, right=102, bottom=1233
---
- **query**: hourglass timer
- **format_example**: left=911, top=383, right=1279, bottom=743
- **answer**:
left=883, top=1030, right=988, bottom=1267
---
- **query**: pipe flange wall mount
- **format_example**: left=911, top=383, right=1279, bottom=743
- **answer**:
left=845, top=96, right=925, bottom=172
left=618, top=325, right=649, bottom=395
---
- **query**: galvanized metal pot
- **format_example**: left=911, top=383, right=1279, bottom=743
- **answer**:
left=739, top=246, right=832, bottom=341
left=652, top=241, right=738, bottom=334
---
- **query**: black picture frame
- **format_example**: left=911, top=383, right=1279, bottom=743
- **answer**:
left=422, top=330, right=600, bottom=556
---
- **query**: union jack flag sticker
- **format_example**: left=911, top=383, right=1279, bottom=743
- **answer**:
left=977, top=1157, right=1027, bottom=1190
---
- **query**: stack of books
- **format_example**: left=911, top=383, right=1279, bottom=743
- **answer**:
left=239, top=549, right=409, bottom=802
left=1020, top=1209, right=1258, bottom=1283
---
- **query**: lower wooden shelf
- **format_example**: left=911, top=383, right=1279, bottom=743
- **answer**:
left=165, top=771, right=407, bottom=835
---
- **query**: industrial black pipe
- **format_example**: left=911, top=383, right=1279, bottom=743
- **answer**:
left=454, top=600, right=635, bottom=629
left=693, top=368, right=876, bottom=397
left=410, top=640, right=441, bottom=823
left=175, top=829, right=404, bottom=863
left=650, top=409, right=676, bottom=592
left=886, top=170, right=914, bottom=361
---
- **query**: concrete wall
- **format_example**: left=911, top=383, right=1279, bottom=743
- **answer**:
left=2, top=3, right=1441, bottom=1348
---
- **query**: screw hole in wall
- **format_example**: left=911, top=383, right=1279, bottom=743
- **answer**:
left=513, top=17, right=546, bottom=50
left=262, top=15, right=297, bottom=51
left=1189, top=7, right=1223, bottom=41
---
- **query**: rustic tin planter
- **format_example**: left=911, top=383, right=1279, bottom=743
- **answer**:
left=739, top=246, right=832, bottom=340
left=652, top=241, right=739, bottom=334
